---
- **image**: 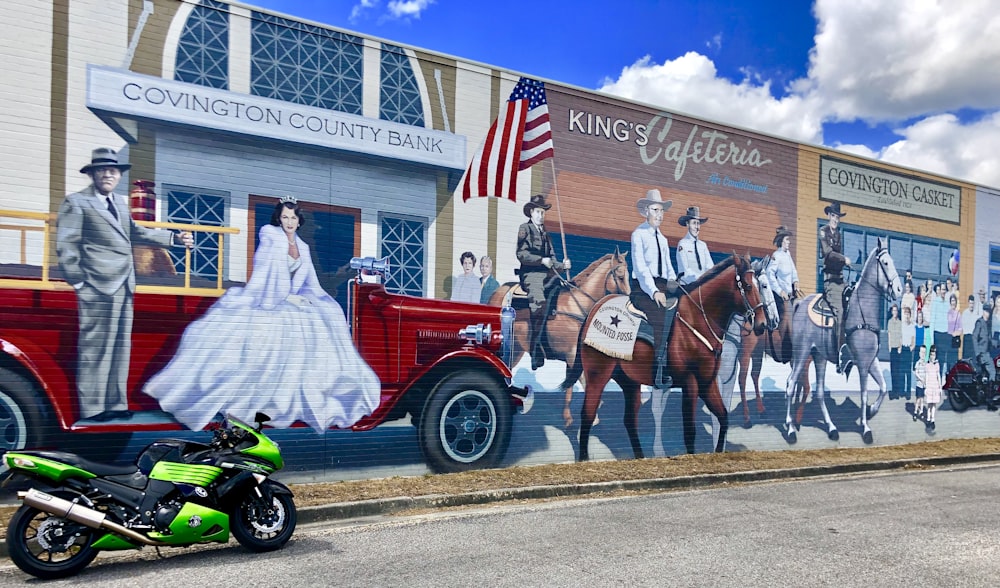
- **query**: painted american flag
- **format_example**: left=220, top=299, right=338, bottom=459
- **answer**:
left=459, top=77, right=554, bottom=202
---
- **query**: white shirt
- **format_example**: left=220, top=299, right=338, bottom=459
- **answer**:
left=630, top=222, right=676, bottom=299
left=676, top=233, right=712, bottom=285
left=766, top=249, right=799, bottom=297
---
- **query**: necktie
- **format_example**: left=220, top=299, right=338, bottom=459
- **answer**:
left=655, top=230, right=663, bottom=278
left=106, top=197, right=119, bottom=221
left=694, top=239, right=703, bottom=270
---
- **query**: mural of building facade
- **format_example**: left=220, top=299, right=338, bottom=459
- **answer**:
left=1, top=0, right=999, bottom=483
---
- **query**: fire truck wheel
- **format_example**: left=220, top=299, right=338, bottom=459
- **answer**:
left=419, top=371, right=513, bottom=473
left=0, top=367, right=54, bottom=453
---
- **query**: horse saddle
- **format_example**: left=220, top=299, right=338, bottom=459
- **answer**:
left=623, top=297, right=677, bottom=320
left=503, top=275, right=564, bottom=313
left=806, top=287, right=852, bottom=329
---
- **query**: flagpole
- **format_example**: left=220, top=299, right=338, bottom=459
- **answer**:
left=549, top=158, right=571, bottom=280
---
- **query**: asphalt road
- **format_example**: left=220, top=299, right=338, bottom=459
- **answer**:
left=2, top=464, right=999, bottom=587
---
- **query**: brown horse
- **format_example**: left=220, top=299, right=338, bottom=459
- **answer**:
left=735, top=295, right=798, bottom=425
left=577, top=255, right=766, bottom=460
left=488, top=249, right=631, bottom=423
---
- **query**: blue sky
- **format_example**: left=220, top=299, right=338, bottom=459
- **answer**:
left=246, top=0, right=1000, bottom=188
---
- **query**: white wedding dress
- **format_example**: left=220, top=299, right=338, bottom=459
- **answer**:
left=144, top=224, right=380, bottom=433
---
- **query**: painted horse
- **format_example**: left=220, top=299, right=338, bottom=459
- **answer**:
left=784, top=237, right=901, bottom=443
left=732, top=255, right=801, bottom=427
left=653, top=256, right=780, bottom=456
left=488, top=249, right=631, bottom=424
left=577, top=255, right=767, bottom=460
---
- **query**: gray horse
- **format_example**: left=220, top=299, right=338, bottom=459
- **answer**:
left=784, top=237, right=901, bottom=444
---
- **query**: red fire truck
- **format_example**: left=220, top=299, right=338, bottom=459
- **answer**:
left=0, top=211, right=531, bottom=473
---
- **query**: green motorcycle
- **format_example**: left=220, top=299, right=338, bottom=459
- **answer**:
left=2, top=412, right=296, bottom=579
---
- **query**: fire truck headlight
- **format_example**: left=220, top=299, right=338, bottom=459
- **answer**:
left=459, top=323, right=491, bottom=345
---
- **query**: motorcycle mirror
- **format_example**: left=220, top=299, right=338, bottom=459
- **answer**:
left=254, top=412, right=271, bottom=431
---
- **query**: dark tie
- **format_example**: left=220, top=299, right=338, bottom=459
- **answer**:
left=694, top=239, right=703, bottom=270
left=655, top=231, right=663, bottom=278
left=106, top=197, right=119, bottom=221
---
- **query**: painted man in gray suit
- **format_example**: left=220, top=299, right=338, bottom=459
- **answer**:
left=56, top=148, right=193, bottom=422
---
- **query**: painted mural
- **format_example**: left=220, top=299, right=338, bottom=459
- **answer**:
left=1, top=0, right=1000, bottom=485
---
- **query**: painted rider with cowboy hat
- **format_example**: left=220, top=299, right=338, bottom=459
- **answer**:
left=820, top=201, right=852, bottom=373
left=517, top=194, right=570, bottom=370
left=676, top=205, right=712, bottom=285
left=630, top=189, right=679, bottom=389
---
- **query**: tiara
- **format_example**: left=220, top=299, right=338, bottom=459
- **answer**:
left=279, top=195, right=297, bottom=204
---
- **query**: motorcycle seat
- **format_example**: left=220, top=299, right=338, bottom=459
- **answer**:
left=12, top=450, right=138, bottom=477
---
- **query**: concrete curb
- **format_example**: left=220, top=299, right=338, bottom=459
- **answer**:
left=295, top=452, right=1000, bottom=525
left=4, top=452, right=999, bottom=561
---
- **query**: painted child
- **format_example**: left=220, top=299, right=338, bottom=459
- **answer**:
left=923, top=345, right=943, bottom=432
left=913, top=344, right=927, bottom=422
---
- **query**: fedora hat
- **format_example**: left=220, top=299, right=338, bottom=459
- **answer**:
left=80, top=147, right=131, bottom=174
left=773, top=225, right=793, bottom=247
left=677, top=206, right=708, bottom=226
left=823, top=201, right=846, bottom=217
left=522, top=194, right=552, bottom=217
left=636, top=189, right=673, bottom=217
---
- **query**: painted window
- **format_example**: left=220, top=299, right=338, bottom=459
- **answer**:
left=174, top=0, right=229, bottom=89
left=379, top=44, right=424, bottom=126
left=163, top=185, right=229, bottom=279
left=250, top=12, right=363, bottom=114
left=989, top=243, right=1000, bottom=298
left=379, top=214, right=426, bottom=296
left=816, top=221, right=958, bottom=290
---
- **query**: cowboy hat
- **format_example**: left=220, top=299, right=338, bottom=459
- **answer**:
left=79, top=147, right=131, bottom=174
left=823, top=201, right=846, bottom=217
left=773, top=225, right=793, bottom=247
left=636, top=189, right=673, bottom=217
left=677, top=206, right=708, bottom=226
left=523, top=194, right=551, bottom=217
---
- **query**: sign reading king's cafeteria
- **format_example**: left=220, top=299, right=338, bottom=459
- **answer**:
left=820, top=156, right=962, bottom=224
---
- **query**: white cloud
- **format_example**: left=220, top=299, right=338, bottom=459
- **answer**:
left=598, top=53, right=825, bottom=144
left=809, top=0, right=1000, bottom=121
left=867, top=114, right=1000, bottom=187
left=349, top=0, right=378, bottom=23
left=387, top=0, right=434, bottom=19
left=349, top=0, right=434, bottom=23
left=595, top=0, right=1000, bottom=187
left=706, top=33, right=722, bottom=52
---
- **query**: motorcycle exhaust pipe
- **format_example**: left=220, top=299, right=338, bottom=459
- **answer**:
left=19, top=488, right=161, bottom=546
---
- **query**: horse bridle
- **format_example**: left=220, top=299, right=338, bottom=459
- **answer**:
left=678, top=258, right=763, bottom=347
left=860, top=244, right=899, bottom=303
left=845, top=244, right=899, bottom=338
left=552, top=255, right=630, bottom=324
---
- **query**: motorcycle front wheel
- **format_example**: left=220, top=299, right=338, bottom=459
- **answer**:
left=7, top=504, right=98, bottom=580
left=230, top=482, right=297, bottom=552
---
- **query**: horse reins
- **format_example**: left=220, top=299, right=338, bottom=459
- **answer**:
left=845, top=245, right=898, bottom=338
left=675, top=260, right=761, bottom=352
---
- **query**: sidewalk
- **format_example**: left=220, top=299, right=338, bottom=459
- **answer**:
left=292, top=451, right=1000, bottom=524
left=3, top=449, right=999, bottom=561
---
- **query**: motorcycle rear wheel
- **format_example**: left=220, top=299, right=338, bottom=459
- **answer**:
left=230, top=483, right=297, bottom=552
left=947, top=387, right=971, bottom=412
left=7, top=504, right=98, bottom=580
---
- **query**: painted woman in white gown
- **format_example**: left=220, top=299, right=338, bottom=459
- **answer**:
left=144, top=197, right=380, bottom=433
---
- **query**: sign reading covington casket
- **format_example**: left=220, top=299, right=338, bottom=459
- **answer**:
left=820, top=156, right=961, bottom=224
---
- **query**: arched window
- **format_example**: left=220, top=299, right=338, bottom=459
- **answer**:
left=174, top=0, right=229, bottom=89
left=250, top=12, right=363, bottom=114
left=379, top=44, right=424, bottom=126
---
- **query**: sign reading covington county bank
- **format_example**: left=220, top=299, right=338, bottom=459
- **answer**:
left=86, top=65, right=466, bottom=171
left=820, top=156, right=961, bottom=224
